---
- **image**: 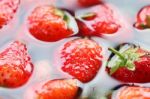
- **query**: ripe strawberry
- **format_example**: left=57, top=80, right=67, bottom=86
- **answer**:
left=76, top=4, right=120, bottom=36
left=26, top=79, right=81, bottom=99
left=107, top=43, right=150, bottom=83
left=28, top=5, right=78, bottom=42
left=0, top=0, right=20, bottom=28
left=78, top=0, right=101, bottom=7
left=113, top=86, right=150, bottom=99
left=134, top=5, right=150, bottom=29
left=60, top=38, right=103, bottom=83
left=0, top=41, right=33, bottom=88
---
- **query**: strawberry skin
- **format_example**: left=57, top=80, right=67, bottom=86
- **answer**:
left=78, top=0, right=101, bottom=7
left=116, top=86, right=150, bottom=99
left=0, top=0, right=20, bottom=28
left=107, top=43, right=150, bottom=83
left=134, top=5, right=150, bottom=29
left=76, top=5, right=120, bottom=36
left=32, top=79, right=81, bottom=99
left=28, top=5, right=74, bottom=42
left=109, top=56, right=150, bottom=83
left=60, top=38, right=103, bottom=83
left=0, top=41, right=33, bottom=88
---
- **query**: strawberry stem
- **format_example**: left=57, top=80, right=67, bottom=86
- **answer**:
left=108, top=48, right=126, bottom=61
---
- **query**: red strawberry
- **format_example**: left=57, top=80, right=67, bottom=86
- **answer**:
left=60, top=38, right=103, bottom=83
left=0, top=41, right=33, bottom=88
left=76, top=4, right=120, bottom=36
left=28, top=5, right=78, bottom=42
left=113, top=86, right=150, bottom=99
left=25, top=79, right=81, bottom=99
left=0, top=0, right=20, bottom=28
left=107, top=43, right=150, bottom=83
left=78, top=0, right=101, bottom=7
left=134, top=5, right=150, bottom=29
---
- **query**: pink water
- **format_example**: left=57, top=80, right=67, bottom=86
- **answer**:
left=0, top=0, right=150, bottom=99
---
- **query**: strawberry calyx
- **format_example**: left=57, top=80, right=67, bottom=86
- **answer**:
left=81, top=12, right=97, bottom=21
left=145, top=15, right=150, bottom=27
left=54, top=8, right=79, bottom=35
left=108, top=45, right=144, bottom=75
left=54, top=8, right=70, bottom=26
left=136, top=15, right=150, bottom=29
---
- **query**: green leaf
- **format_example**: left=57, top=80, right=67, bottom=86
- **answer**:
left=139, top=15, right=150, bottom=29
left=54, top=8, right=65, bottom=18
left=146, top=15, right=150, bottom=27
left=139, top=24, right=148, bottom=29
left=126, top=60, right=135, bottom=71
left=81, top=12, right=96, bottom=20
left=121, top=47, right=139, bottom=71
left=110, top=65, right=119, bottom=75
left=110, top=60, right=122, bottom=75
left=63, top=14, right=69, bottom=22
left=108, top=45, right=143, bottom=74
left=54, top=9, right=70, bottom=28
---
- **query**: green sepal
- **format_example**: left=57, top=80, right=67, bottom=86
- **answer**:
left=54, top=8, right=65, bottom=18
left=108, top=45, right=144, bottom=75
left=54, top=8, right=70, bottom=27
left=146, top=15, right=150, bottom=27
left=139, top=15, right=150, bottom=29
left=81, top=12, right=96, bottom=20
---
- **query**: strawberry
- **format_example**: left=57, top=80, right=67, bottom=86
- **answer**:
left=60, top=38, right=103, bottom=83
left=0, top=0, right=20, bottom=28
left=134, top=5, right=150, bottom=29
left=113, top=86, right=150, bottom=99
left=76, top=4, right=120, bottom=36
left=78, top=0, right=101, bottom=7
left=26, top=79, right=81, bottom=99
left=106, top=43, right=150, bottom=83
left=0, top=41, right=33, bottom=88
left=28, top=5, right=78, bottom=42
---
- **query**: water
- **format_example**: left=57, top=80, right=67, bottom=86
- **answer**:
left=0, top=0, right=150, bottom=98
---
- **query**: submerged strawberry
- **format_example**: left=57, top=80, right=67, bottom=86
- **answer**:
left=28, top=5, right=78, bottom=42
left=0, top=0, right=20, bottom=28
left=112, top=86, right=150, bottom=99
left=25, top=79, right=81, bottom=99
left=0, top=41, right=33, bottom=88
left=60, top=38, right=103, bottom=83
left=107, top=43, right=150, bottom=83
left=76, top=4, right=120, bottom=36
left=134, top=5, right=150, bottom=29
left=78, top=0, right=101, bottom=7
